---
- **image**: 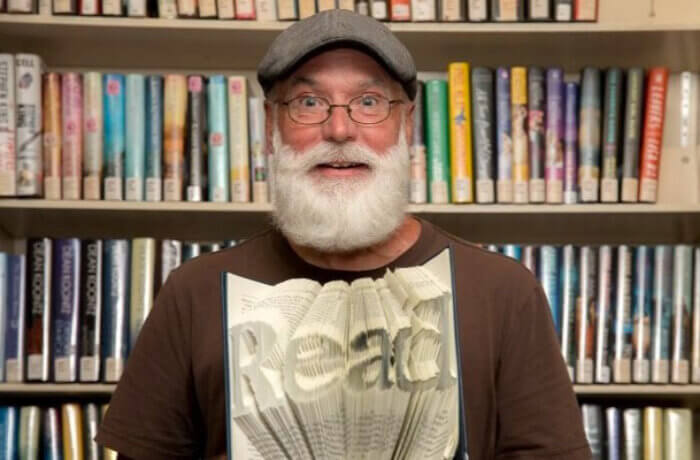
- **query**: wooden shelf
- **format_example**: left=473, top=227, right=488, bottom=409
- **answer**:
left=0, top=383, right=116, bottom=396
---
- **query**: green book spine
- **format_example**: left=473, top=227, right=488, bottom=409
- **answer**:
left=425, top=80, right=451, bottom=203
left=621, top=68, right=644, bottom=202
left=601, top=67, right=622, bottom=202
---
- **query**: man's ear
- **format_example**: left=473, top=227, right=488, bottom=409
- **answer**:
left=264, top=100, right=275, bottom=155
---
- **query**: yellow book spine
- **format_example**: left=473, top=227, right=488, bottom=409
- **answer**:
left=163, top=75, right=187, bottom=202
left=511, top=66, right=529, bottom=203
left=448, top=62, right=473, bottom=203
left=644, top=407, right=663, bottom=460
left=101, top=405, right=118, bottom=460
left=62, top=404, right=84, bottom=460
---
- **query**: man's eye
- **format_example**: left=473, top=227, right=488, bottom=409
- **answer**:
left=360, top=96, right=379, bottom=106
left=300, top=97, right=319, bottom=107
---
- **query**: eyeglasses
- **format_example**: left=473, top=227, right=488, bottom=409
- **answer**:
left=279, top=94, right=404, bottom=125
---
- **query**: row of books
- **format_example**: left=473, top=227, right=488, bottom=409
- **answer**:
left=485, top=244, right=700, bottom=385
left=0, top=237, right=235, bottom=383
left=581, top=405, right=692, bottom=460
left=0, top=0, right=599, bottom=22
left=0, top=403, right=116, bottom=459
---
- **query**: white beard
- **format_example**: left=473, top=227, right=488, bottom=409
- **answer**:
left=270, top=121, right=410, bottom=253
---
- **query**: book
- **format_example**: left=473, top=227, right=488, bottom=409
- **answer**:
left=145, top=75, right=163, bottom=202
left=527, top=67, right=545, bottom=203
left=298, top=0, right=315, bottom=18
left=62, top=404, right=84, bottom=460
left=186, top=75, right=206, bottom=202
left=612, top=245, right=633, bottom=383
left=127, top=0, right=146, bottom=15
left=19, top=406, right=40, bottom=459
left=222, top=248, right=467, bottom=459
left=125, top=74, right=146, bottom=202
left=663, top=408, right=692, bottom=460
left=491, top=0, right=523, bottom=21
left=594, top=245, right=613, bottom=383
left=101, top=405, right=118, bottom=460
left=560, top=244, right=577, bottom=380
left=578, top=67, right=601, bottom=203
left=545, top=68, right=564, bottom=203
left=177, top=0, right=196, bottom=15
left=207, top=75, right=230, bottom=203
left=620, top=68, right=644, bottom=203
left=83, top=403, right=100, bottom=460
left=471, top=67, right=495, bottom=204
left=228, top=76, right=250, bottom=203
left=600, top=67, right=622, bottom=203
left=53, top=238, right=81, bottom=383
left=0, top=254, right=6, bottom=381
left=671, top=245, right=692, bottom=383
left=411, top=0, right=434, bottom=20
left=249, top=97, right=268, bottom=203
left=25, top=238, right=52, bottom=382
left=235, top=0, right=255, bottom=19
left=511, top=67, right=528, bottom=203
left=5, top=254, right=26, bottom=383
left=581, top=404, right=603, bottom=459
left=104, top=74, right=126, bottom=201
left=694, top=247, right=700, bottom=383
left=527, top=0, right=549, bottom=20
left=390, top=0, right=410, bottom=20
left=576, top=245, right=596, bottom=383
left=42, top=407, right=62, bottom=460
left=633, top=245, right=653, bottom=383
left=605, top=407, right=621, bottom=460
left=574, top=0, right=596, bottom=20
left=639, top=68, right=669, bottom=203
left=158, top=0, right=177, bottom=16
left=15, top=54, right=43, bottom=197
left=7, top=0, right=35, bottom=12
left=102, top=239, right=130, bottom=383
left=644, top=407, right=663, bottom=460
left=83, top=72, right=103, bottom=201
left=80, top=0, right=99, bottom=15
left=448, top=62, right=473, bottom=203
left=538, top=246, right=560, bottom=335
left=217, top=0, right=234, bottom=17
left=163, top=75, right=187, bottom=202
left=410, top=81, right=427, bottom=204
left=563, top=81, right=579, bottom=204
left=199, top=0, right=218, bottom=16
left=337, top=0, right=353, bottom=10
left=160, top=239, right=182, bottom=285
left=622, top=408, right=642, bottom=460
left=62, top=72, right=82, bottom=200
left=0, top=55, right=16, bottom=197
left=255, top=0, right=276, bottom=19
left=503, top=244, right=521, bottom=261
left=496, top=67, right=512, bottom=203
left=130, top=238, right=155, bottom=349
left=554, top=0, right=571, bottom=20
left=42, top=72, right=62, bottom=200
left=651, top=245, right=672, bottom=383
left=425, top=80, right=450, bottom=204
left=102, top=0, right=122, bottom=14
left=468, top=0, right=486, bottom=20
left=183, top=242, right=201, bottom=261
left=0, top=407, right=18, bottom=459
left=440, top=0, right=463, bottom=20
left=80, top=239, right=102, bottom=382
left=521, top=245, right=536, bottom=274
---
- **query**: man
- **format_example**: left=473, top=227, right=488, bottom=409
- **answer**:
left=97, top=10, right=591, bottom=460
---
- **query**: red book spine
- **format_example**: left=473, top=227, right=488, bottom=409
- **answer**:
left=638, top=67, right=669, bottom=203
left=574, top=0, right=597, bottom=21
left=390, top=0, right=410, bottom=20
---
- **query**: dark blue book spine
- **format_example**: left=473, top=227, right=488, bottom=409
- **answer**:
left=79, top=240, right=102, bottom=382
left=578, top=67, right=602, bottom=202
left=4, top=254, right=26, bottom=382
left=145, top=75, right=163, bottom=202
left=545, top=68, right=565, bottom=203
left=601, top=67, right=622, bottom=202
left=560, top=244, right=578, bottom=381
left=563, top=82, right=579, bottom=204
left=633, top=245, right=654, bottom=383
left=0, top=406, right=18, bottom=460
left=0, top=253, right=7, bottom=382
left=527, top=66, right=546, bottom=203
left=496, top=67, right=513, bottom=203
left=539, top=245, right=560, bottom=337
left=102, top=239, right=130, bottom=383
left=651, top=245, right=673, bottom=383
left=52, top=239, right=81, bottom=382
left=41, top=407, right=62, bottom=460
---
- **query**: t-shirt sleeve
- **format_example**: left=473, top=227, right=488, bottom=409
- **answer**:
left=495, top=283, right=592, bottom=460
left=96, top=269, right=202, bottom=460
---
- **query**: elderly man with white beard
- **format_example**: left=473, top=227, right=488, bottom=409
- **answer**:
left=97, top=10, right=592, bottom=460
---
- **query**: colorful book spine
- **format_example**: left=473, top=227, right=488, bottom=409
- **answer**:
left=594, top=245, right=613, bottom=383
left=0, top=255, right=6, bottom=381
left=42, top=407, right=62, bottom=460
left=25, top=238, right=51, bottom=382
left=694, top=247, right=700, bottom=383
left=5, top=254, right=26, bottom=382
left=503, top=244, right=521, bottom=261
left=160, top=239, right=182, bottom=285
left=42, top=72, right=62, bottom=200
left=563, top=82, right=579, bottom=204
left=103, top=74, right=126, bottom=201
left=187, top=75, right=206, bottom=203
left=545, top=68, right=564, bottom=203
left=538, top=246, right=560, bottom=335
left=80, top=239, right=103, bottom=382
left=448, top=62, right=473, bottom=203
left=130, top=238, right=155, bottom=350
left=52, top=238, right=81, bottom=383
left=102, top=239, right=130, bottom=383
left=581, top=404, right=603, bottom=459
left=411, top=0, right=434, bottom=20
left=125, top=74, right=146, bottom=202
left=560, top=245, right=577, bottom=381
left=644, top=407, right=663, bottom=460
left=651, top=245, right=673, bottom=383
left=639, top=68, right=669, bottom=203
left=633, top=245, right=653, bottom=383
left=83, top=72, right=103, bottom=200
left=613, top=245, right=633, bottom=383
left=528, top=0, right=549, bottom=19
left=605, top=407, right=621, bottom=460
left=249, top=96, right=268, bottom=203
left=471, top=67, right=495, bottom=204
left=671, top=245, right=692, bottom=383
left=255, top=0, right=276, bottom=19
left=425, top=80, right=450, bottom=204
left=440, top=0, right=463, bottom=20
left=511, top=67, right=528, bottom=203
left=620, top=68, right=644, bottom=203
left=84, top=403, right=100, bottom=460
left=410, top=81, right=427, bottom=203
left=19, top=406, right=40, bottom=459
left=576, top=246, right=597, bottom=383
left=62, top=72, right=83, bottom=200
left=528, top=67, right=545, bottom=203
left=207, top=75, right=230, bottom=203
left=578, top=67, right=601, bottom=202
left=145, top=75, right=163, bottom=202
left=468, top=0, right=486, bottom=20
left=600, top=68, right=622, bottom=203
left=0, top=55, right=16, bottom=196
left=496, top=67, right=512, bottom=203
left=389, top=0, right=409, bottom=20
left=15, top=54, right=43, bottom=197
left=62, top=404, right=84, bottom=460
left=491, top=0, right=523, bottom=20
left=228, top=76, right=250, bottom=203
left=0, top=407, right=18, bottom=460
left=623, top=409, right=642, bottom=460
left=163, top=75, right=187, bottom=202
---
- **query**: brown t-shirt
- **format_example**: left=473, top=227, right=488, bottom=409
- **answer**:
left=96, top=218, right=591, bottom=459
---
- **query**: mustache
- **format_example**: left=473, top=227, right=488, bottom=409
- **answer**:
left=275, top=141, right=380, bottom=174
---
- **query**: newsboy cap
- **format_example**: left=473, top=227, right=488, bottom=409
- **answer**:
left=257, top=10, right=417, bottom=100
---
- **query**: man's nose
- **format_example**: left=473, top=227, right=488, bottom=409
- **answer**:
left=321, top=106, right=358, bottom=144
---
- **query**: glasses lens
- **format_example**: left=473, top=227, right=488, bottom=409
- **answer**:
left=349, top=95, right=390, bottom=124
left=288, top=96, right=329, bottom=124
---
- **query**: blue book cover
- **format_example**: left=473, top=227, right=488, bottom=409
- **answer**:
left=563, top=82, right=579, bottom=204
left=633, top=245, right=654, bottom=383
left=671, top=244, right=693, bottom=383
left=4, top=254, right=26, bottom=382
left=102, top=239, right=130, bottom=383
left=605, top=407, right=621, bottom=460
left=80, top=240, right=103, bottom=382
left=0, top=253, right=7, bottom=382
left=612, top=245, right=633, bottom=383
left=578, top=67, right=601, bottom=202
left=576, top=246, right=597, bottom=383
left=52, top=239, right=81, bottom=382
left=41, top=407, right=62, bottom=460
left=495, top=67, right=512, bottom=203
left=560, top=245, right=578, bottom=381
left=595, top=245, right=615, bottom=383
left=538, top=245, right=560, bottom=337
left=0, top=406, right=18, bottom=460
left=145, top=75, right=163, bottom=202
left=183, top=243, right=201, bottom=262
left=103, top=74, right=126, bottom=200
left=502, top=244, right=521, bottom=261
left=651, top=245, right=673, bottom=383
left=125, top=74, right=146, bottom=201
left=207, top=75, right=230, bottom=202
left=545, top=68, right=564, bottom=203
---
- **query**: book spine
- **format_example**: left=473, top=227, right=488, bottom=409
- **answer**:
left=410, top=0, right=434, bottom=20
left=41, top=407, right=62, bottom=460
left=130, top=238, right=155, bottom=350
left=390, top=0, right=410, bottom=20
left=651, top=245, right=673, bottom=383
left=563, top=82, right=579, bottom=204
left=53, top=0, right=76, bottom=13
left=228, top=76, right=250, bottom=203
left=83, top=72, right=103, bottom=200
left=545, top=68, right=564, bottom=203
left=440, top=0, right=463, bottom=20
left=61, top=73, right=82, bottom=200
left=298, top=0, right=315, bottom=18
left=471, top=67, right=495, bottom=204
left=5, top=254, right=26, bottom=382
left=216, top=0, right=234, bottom=16
left=19, top=407, right=40, bottom=459
left=254, top=0, right=275, bottom=19
left=663, top=408, right=692, bottom=460
left=275, top=0, right=296, bottom=18
left=538, top=245, right=560, bottom=335
left=621, top=68, right=644, bottom=203
left=183, top=242, right=201, bottom=261
left=581, top=404, right=603, bottom=459
left=101, top=0, right=122, bottom=15
left=448, top=62, right=473, bottom=203
left=622, top=409, right=642, bottom=460
left=127, top=0, right=146, bottom=15
left=410, top=81, right=427, bottom=203
left=7, top=0, right=35, bottom=12
left=521, top=245, right=537, bottom=274
left=671, top=244, right=692, bottom=383
left=496, top=67, right=512, bottom=203
left=491, top=0, right=523, bottom=20
left=163, top=75, right=187, bottom=202
left=605, top=407, right=621, bottom=460
left=503, top=244, right=521, bottom=261
left=574, top=0, right=596, bottom=20
left=42, top=72, right=62, bottom=200
left=52, top=238, right=81, bottom=383
left=62, top=404, right=84, bottom=460
left=160, top=239, right=182, bottom=285
left=639, top=68, right=669, bottom=203
left=528, top=0, right=549, bottom=19
left=235, top=0, right=255, bottom=18
left=594, top=245, right=613, bottom=383
left=467, top=0, right=486, bottom=20
left=186, top=76, right=206, bottom=203
left=633, top=245, right=653, bottom=383
left=158, top=0, right=177, bottom=16
left=511, top=66, right=528, bottom=203
left=370, top=0, right=388, bottom=19
left=576, top=245, right=596, bottom=383
left=83, top=403, right=100, bottom=460
left=578, top=67, right=601, bottom=202
left=528, top=67, right=545, bottom=203
left=15, top=54, right=43, bottom=197
left=560, top=244, right=577, bottom=381
left=177, top=0, right=196, bottom=15
left=125, top=74, right=146, bottom=202
left=0, top=55, right=16, bottom=196
left=249, top=97, right=268, bottom=203
left=337, top=0, right=353, bottom=10
left=102, top=239, right=130, bottom=383
left=145, top=75, right=163, bottom=202
left=80, top=239, right=102, bottom=382
left=101, top=405, right=118, bottom=460
left=694, top=247, right=700, bottom=383
left=0, top=407, right=18, bottom=459
left=600, top=68, right=622, bottom=203
left=80, top=0, right=99, bottom=14
left=199, top=0, right=218, bottom=16
left=317, top=0, right=334, bottom=10
left=25, top=238, right=52, bottom=382
left=207, top=76, right=230, bottom=203
left=0, top=254, right=6, bottom=381
left=643, top=407, right=663, bottom=460
left=103, top=74, right=126, bottom=201
left=425, top=80, right=450, bottom=204
left=612, top=245, right=633, bottom=383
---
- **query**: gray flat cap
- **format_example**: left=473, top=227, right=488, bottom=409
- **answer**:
left=257, top=10, right=417, bottom=100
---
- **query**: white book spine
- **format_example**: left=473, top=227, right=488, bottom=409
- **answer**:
left=440, top=0, right=463, bottom=20
left=254, top=0, right=275, bottom=19
left=370, top=0, right=387, bottom=19
left=228, top=76, right=249, bottom=203
left=217, top=0, right=234, bottom=17
left=276, top=0, right=296, bottom=18
left=0, top=55, right=16, bottom=197
left=528, top=0, right=549, bottom=19
left=15, top=54, right=43, bottom=197
left=102, top=0, right=122, bottom=14
left=83, top=72, right=103, bottom=201
left=177, top=0, right=196, bottom=15
left=53, top=0, right=76, bottom=14
left=158, top=0, right=178, bottom=17
left=671, top=245, right=692, bottom=383
left=198, top=0, right=217, bottom=16
left=410, top=0, right=434, bottom=20
left=594, top=245, right=613, bottom=383
left=8, top=0, right=35, bottom=12
left=248, top=97, right=267, bottom=204
left=663, top=409, right=692, bottom=460
left=612, top=245, right=632, bottom=383
left=468, top=0, right=486, bottom=20
left=80, top=0, right=98, bottom=14
left=128, top=0, right=147, bottom=15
